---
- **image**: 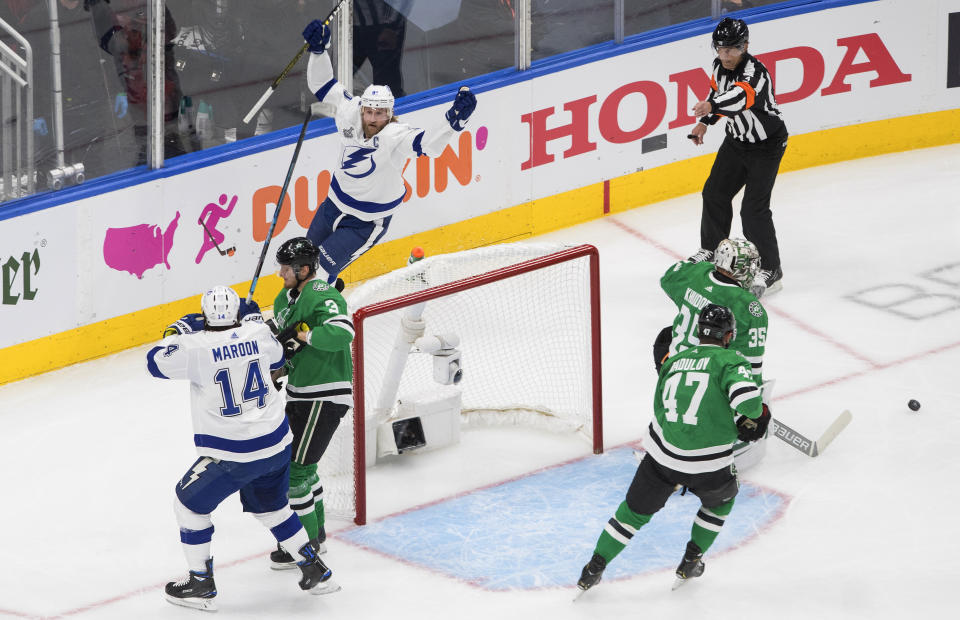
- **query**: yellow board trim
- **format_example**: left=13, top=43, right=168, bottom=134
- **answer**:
left=3, top=109, right=958, bottom=385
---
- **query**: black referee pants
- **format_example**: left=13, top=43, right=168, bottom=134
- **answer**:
left=700, top=135, right=787, bottom=270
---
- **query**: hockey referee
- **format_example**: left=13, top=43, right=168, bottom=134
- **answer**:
left=687, top=17, right=787, bottom=298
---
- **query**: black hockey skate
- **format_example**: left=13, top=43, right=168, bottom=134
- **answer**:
left=672, top=541, right=705, bottom=590
left=297, top=542, right=340, bottom=595
left=270, top=528, right=326, bottom=570
left=688, top=248, right=714, bottom=263
left=749, top=266, right=783, bottom=298
left=164, top=558, right=217, bottom=611
left=575, top=553, right=607, bottom=598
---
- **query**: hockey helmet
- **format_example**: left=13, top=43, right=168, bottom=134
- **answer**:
left=712, top=17, right=749, bottom=50
left=698, top=303, right=737, bottom=344
left=713, top=238, right=760, bottom=287
left=201, top=285, right=241, bottom=327
left=361, top=84, right=394, bottom=116
left=276, top=236, right=320, bottom=274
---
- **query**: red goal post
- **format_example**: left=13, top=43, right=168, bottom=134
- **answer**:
left=341, top=243, right=602, bottom=525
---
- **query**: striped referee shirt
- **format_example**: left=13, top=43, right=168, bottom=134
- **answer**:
left=699, top=53, right=786, bottom=144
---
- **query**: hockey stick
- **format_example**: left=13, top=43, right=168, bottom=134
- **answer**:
left=769, top=410, right=852, bottom=458
left=199, top=218, right=236, bottom=257
left=241, top=0, right=348, bottom=124
left=246, top=108, right=312, bottom=304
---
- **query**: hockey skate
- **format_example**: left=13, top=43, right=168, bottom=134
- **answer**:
left=688, top=248, right=714, bottom=263
left=749, top=266, right=783, bottom=298
left=297, top=542, right=340, bottom=595
left=271, top=528, right=326, bottom=570
left=164, top=558, right=217, bottom=611
left=573, top=553, right=607, bottom=600
left=672, top=541, right=705, bottom=590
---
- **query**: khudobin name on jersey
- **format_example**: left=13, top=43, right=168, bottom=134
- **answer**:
left=661, top=261, right=767, bottom=381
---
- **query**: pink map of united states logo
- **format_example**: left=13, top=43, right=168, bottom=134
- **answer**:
left=102, top=212, right=180, bottom=279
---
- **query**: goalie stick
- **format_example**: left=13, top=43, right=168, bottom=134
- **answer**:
left=768, top=411, right=852, bottom=458
left=761, top=380, right=852, bottom=457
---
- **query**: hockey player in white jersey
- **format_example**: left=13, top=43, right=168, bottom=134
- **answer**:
left=147, top=286, right=339, bottom=611
left=301, top=18, right=477, bottom=283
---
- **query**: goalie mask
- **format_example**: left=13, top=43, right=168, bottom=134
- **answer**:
left=713, top=238, right=760, bottom=287
left=361, top=84, right=394, bottom=116
left=201, top=286, right=241, bottom=327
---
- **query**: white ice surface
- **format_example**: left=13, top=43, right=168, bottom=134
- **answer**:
left=1, top=144, right=959, bottom=618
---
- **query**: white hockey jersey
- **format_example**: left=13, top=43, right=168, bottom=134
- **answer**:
left=147, top=322, right=291, bottom=463
left=306, top=50, right=462, bottom=221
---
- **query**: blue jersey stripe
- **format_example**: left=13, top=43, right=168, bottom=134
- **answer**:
left=411, top=131, right=425, bottom=157
left=270, top=358, right=286, bottom=372
left=193, top=417, right=289, bottom=454
left=315, top=77, right=336, bottom=102
left=271, top=513, right=303, bottom=543
left=329, top=175, right=404, bottom=214
left=180, top=526, right=215, bottom=545
left=146, top=346, right=169, bottom=379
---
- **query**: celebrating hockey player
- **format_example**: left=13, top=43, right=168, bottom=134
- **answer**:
left=577, top=304, right=769, bottom=595
left=147, top=286, right=338, bottom=611
left=300, top=18, right=477, bottom=283
left=687, top=17, right=787, bottom=298
left=267, top=237, right=354, bottom=568
left=654, top=238, right=770, bottom=470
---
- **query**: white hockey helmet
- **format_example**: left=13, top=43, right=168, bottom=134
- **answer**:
left=201, top=285, right=241, bottom=327
left=713, top=238, right=760, bottom=286
left=360, top=84, right=394, bottom=116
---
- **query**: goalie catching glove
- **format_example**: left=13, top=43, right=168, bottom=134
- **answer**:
left=736, top=403, right=771, bottom=442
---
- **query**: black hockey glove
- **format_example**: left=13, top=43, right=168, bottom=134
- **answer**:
left=303, top=19, right=331, bottom=53
left=445, top=87, right=476, bottom=131
left=736, top=403, right=771, bottom=442
left=276, top=322, right=310, bottom=360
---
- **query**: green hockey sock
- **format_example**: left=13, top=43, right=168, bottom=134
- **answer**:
left=311, top=478, right=325, bottom=532
left=289, top=462, right=321, bottom=540
left=594, top=501, right=652, bottom=563
left=690, top=499, right=735, bottom=553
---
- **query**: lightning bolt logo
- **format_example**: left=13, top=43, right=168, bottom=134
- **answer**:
left=180, top=457, right=213, bottom=490
left=340, top=147, right=377, bottom=178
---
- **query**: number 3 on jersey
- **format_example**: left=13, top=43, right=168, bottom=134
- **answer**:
left=661, top=371, right=708, bottom=425
left=213, top=360, right=270, bottom=416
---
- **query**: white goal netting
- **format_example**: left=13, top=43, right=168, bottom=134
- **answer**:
left=319, top=242, right=601, bottom=523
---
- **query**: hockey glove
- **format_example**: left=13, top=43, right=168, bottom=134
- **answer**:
left=163, top=313, right=205, bottom=337
left=303, top=19, right=332, bottom=53
left=276, top=322, right=310, bottom=360
left=736, top=403, right=771, bottom=442
left=445, top=86, right=476, bottom=131
left=238, top=298, right=262, bottom=323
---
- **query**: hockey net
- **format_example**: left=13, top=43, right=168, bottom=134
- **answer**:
left=318, top=242, right=602, bottom=524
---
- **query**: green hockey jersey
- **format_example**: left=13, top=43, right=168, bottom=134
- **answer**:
left=661, top=260, right=768, bottom=382
left=273, top=278, right=354, bottom=406
left=645, top=344, right=763, bottom=473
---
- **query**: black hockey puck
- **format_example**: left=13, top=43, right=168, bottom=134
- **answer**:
left=908, top=399, right=921, bottom=411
